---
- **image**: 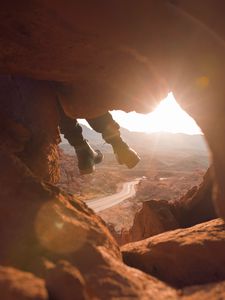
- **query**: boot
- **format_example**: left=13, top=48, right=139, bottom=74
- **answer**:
left=110, top=138, right=140, bottom=169
left=75, top=140, right=103, bottom=174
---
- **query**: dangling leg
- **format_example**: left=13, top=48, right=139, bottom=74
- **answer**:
left=58, top=102, right=103, bottom=174
left=87, top=112, right=140, bottom=169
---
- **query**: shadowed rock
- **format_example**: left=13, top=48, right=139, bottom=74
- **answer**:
left=0, top=150, right=179, bottom=299
left=181, top=280, right=225, bottom=300
left=0, top=266, right=48, bottom=300
left=172, top=167, right=217, bottom=227
left=129, top=200, right=179, bottom=242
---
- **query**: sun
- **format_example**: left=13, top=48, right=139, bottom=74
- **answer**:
left=110, top=93, right=202, bottom=135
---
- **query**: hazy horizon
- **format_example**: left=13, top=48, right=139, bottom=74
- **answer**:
left=79, top=93, right=202, bottom=136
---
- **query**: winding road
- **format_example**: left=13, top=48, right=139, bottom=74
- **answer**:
left=85, top=178, right=141, bottom=212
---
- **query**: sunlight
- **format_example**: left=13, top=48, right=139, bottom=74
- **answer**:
left=78, top=93, right=202, bottom=135
left=110, top=93, right=202, bottom=135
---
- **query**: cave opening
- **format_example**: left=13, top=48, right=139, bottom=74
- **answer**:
left=1, top=1, right=225, bottom=297
left=58, top=93, right=213, bottom=246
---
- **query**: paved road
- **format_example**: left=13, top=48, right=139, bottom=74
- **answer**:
left=85, top=178, right=141, bottom=212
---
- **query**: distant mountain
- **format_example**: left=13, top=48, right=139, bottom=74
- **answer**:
left=60, top=125, right=102, bottom=145
left=167, top=154, right=209, bottom=171
left=60, top=125, right=209, bottom=157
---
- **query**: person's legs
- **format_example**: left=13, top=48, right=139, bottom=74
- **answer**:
left=58, top=102, right=103, bottom=174
left=58, top=104, right=84, bottom=147
left=87, top=112, right=140, bottom=169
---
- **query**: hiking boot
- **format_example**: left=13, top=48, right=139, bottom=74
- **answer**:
left=75, top=140, right=103, bottom=174
left=112, top=140, right=140, bottom=169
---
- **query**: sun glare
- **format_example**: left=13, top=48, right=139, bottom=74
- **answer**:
left=110, top=93, right=202, bottom=135
left=79, top=93, right=202, bottom=135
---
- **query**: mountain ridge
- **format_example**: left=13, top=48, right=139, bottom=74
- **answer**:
left=60, top=125, right=208, bottom=156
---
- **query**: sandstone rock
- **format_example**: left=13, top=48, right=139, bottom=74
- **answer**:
left=46, top=261, right=89, bottom=300
left=1, top=2, right=225, bottom=298
left=0, top=266, right=48, bottom=300
left=129, top=200, right=179, bottom=242
left=0, top=150, right=180, bottom=299
left=84, top=248, right=178, bottom=300
left=171, top=167, right=216, bottom=228
left=0, top=75, right=60, bottom=183
left=122, top=219, right=225, bottom=288
left=106, top=223, right=131, bottom=246
left=1, top=1, right=225, bottom=223
left=1, top=162, right=225, bottom=300
left=108, top=168, right=216, bottom=246
left=180, top=280, right=225, bottom=300
left=0, top=1, right=170, bottom=118
left=0, top=149, right=120, bottom=265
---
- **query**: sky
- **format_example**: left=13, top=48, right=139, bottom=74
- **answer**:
left=80, top=93, right=202, bottom=135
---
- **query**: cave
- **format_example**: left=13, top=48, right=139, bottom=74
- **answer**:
left=1, top=1, right=225, bottom=299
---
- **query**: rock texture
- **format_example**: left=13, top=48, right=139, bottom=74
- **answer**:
left=0, top=266, right=48, bottom=300
left=113, top=168, right=215, bottom=245
left=129, top=200, right=179, bottom=242
left=181, top=280, right=225, bottom=300
left=1, top=152, right=225, bottom=300
left=1, top=1, right=225, bottom=299
left=0, top=150, right=180, bottom=299
left=1, top=1, right=225, bottom=222
left=122, top=218, right=225, bottom=288
left=0, top=1, right=170, bottom=118
left=2, top=137, right=225, bottom=299
left=172, top=167, right=216, bottom=228
left=0, top=75, right=60, bottom=183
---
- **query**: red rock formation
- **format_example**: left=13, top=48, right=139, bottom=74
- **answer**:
left=0, top=75, right=60, bottom=183
left=1, top=1, right=225, bottom=298
left=1, top=1, right=225, bottom=221
left=110, top=168, right=215, bottom=245
left=0, top=266, right=48, bottom=300
left=0, top=107, right=224, bottom=298
left=181, top=280, right=225, bottom=300
left=129, top=200, right=179, bottom=242
left=45, top=261, right=90, bottom=300
left=0, top=150, right=180, bottom=299
left=171, top=167, right=217, bottom=227
left=122, top=218, right=225, bottom=288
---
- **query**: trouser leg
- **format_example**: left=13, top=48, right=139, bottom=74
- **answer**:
left=57, top=101, right=103, bottom=174
left=58, top=101, right=85, bottom=147
left=87, top=112, right=121, bottom=144
left=87, top=112, right=140, bottom=168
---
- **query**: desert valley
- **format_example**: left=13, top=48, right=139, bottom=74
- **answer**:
left=58, top=125, right=210, bottom=245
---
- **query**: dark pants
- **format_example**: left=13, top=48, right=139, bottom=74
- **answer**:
left=58, top=103, right=120, bottom=147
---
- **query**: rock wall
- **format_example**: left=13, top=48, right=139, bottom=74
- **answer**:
left=1, top=1, right=225, bottom=221
left=1, top=145, right=225, bottom=299
left=129, top=200, right=179, bottom=242
left=172, top=167, right=217, bottom=228
left=0, top=75, right=60, bottom=183
left=0, top=80, right=223, bottom=298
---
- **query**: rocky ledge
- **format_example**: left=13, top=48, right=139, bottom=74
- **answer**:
left=0, top=150, right=225, bottom=299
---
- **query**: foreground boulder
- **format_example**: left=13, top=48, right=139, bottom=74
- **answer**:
left=1, top=150, right=225, bottom=299
left=122, top=218, right=225, bottom=288
left=0, top=150, right=181, bottom=299
left=181, top=280, right=225, bottom=300
left=0, top=267, right=48, bottom=300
